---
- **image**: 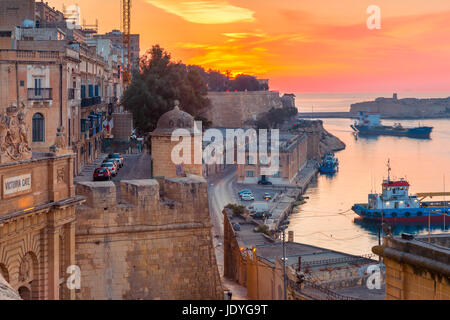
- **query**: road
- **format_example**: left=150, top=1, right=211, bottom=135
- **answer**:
left=74, top=151, right=152, bottom=193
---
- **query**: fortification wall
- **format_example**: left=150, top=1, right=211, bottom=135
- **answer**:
left=204, top=91, right=283, bottom=128
left=350, top=97, right=450, bottom=118
left=75, top=176, right=223, bottom=300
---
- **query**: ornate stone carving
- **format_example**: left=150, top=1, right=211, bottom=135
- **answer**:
left=57, top=166, right=66, bottom=184
left=18, top=254, right=34, bottom=283
left=50, top=126, right=68, bottom=154
left=0, top=103, right=32, bottom=163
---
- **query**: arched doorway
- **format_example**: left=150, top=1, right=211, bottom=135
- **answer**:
left=18, top=252, right=39, bottom=300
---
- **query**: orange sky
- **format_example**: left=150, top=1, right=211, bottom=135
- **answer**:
left=51, top=0, right=450, bottom=93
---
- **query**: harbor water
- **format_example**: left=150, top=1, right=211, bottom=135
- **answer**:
left=288, top=93, right=450, bottom=256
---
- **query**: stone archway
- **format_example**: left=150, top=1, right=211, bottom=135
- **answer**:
left=18, top=252, right=39, bottom=300
left=0, top=263, right=9, bottom=283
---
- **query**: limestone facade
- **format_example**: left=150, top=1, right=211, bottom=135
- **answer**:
left=75, top=176, right=223, bottom=300
left=0, top=153, right=84, bottom=300
left=373, top=234, right=450, bottom=300
left=203, top=91, right=284, bottom=128
left=237, top=132, right=308, bottom=185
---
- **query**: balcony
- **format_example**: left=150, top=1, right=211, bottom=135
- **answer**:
left=68, top=88, right=75, bottom=100
left=81, top=96, right=101, bottom=107
left=28, top=88, right=52, bottom=101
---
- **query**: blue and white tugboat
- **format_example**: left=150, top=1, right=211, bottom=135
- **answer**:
left=319, top=152, right=339, bottom=173
left=352, top=161, right=450, bottom=223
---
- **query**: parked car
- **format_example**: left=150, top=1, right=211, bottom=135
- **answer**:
left=264, top=193, right=272, bottom=200
left=93, top=167, right=112, bottom=181
left=241, top=194, right=255, bottom=201
left=258, top=180, right=273, bottom=185
left=239, top=189, right=252, bottom=195
left=239, top=192, right=253, bottom=199
left=108, top=153, right=124, bottom=168
left=101, top=162, right=117, bottom=176
left=103, top=159, right=119, bottom=172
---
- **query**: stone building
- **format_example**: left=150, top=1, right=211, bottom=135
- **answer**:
left=0, top=104, right=84, bottom=300
left=75, top=177, right=223, bottom=300
left=0, top=0, right=125, bottom=175
left=373, top=233, right=450, bottom=300
left=223, top=208, right=383, bottom=300
left=94, top=30, right=140, bottom=71
left=237, top=132, right=308, bottom=185
left=151, top=102, right=203, bottom=178
left=202, top=91, right=284, bottom=128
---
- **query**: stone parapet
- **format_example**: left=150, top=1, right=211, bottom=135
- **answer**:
left=76, top=181, right=116, bottom=208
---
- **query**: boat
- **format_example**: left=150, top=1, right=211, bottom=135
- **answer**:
left=352, top=161, right=450, bottom=223
left=319, top=152, right=339, bottom=173
left=350, top=112, right=433, bottom=139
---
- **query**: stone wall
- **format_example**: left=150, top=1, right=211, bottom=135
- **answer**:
left=373, top=235, right=450, bottom=300
left=75, top=176, right=223, bottom=300
left=350, top=97, right=450, bottom=118
left=203, top=91, right=283, bottom=128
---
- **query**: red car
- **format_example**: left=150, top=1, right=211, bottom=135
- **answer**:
left=93, top=167, right=112, bottom=181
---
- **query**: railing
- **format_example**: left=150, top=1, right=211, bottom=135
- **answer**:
left=294, top=254, right=376, bottom=270
left=68, top=88, right=75, bottom=100
left=81, top=96, right=101, bottom=107
left=28, top=88, right=52, bottom=101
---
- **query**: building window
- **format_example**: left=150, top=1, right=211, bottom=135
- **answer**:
left=246, top=171, right=254, bottom=178
left=273, top=171, right=281, bottom=178
left=32, top=113, right=45, bottom=142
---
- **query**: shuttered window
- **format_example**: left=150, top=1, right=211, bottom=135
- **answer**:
left=32, top=113, right=45, bottom=142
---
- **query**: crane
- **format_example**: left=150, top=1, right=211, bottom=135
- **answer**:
left=121, top=0, right=132, bottom=85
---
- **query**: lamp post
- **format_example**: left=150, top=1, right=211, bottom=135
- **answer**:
left=280, top=225, right=288, bottom=301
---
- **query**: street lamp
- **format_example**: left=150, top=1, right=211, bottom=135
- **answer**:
left=279, top=224, right=288, bottom=301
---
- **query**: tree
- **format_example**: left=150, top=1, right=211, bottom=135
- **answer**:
left=122, top=45, right=211, bottom=134
left=231, top=74, right=261, bottom=91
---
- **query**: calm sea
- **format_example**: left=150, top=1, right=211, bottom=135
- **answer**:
left=287, top=93, right=450, bottom=256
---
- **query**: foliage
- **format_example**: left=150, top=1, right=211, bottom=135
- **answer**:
left=122, top=45, right=210, bottom=134
left=255, top=223, right=271, bottom=236
left=251, top=106, right=299, bottom=129
left=225, top=203, right=246, bottom=216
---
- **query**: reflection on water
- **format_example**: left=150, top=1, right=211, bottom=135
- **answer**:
left=288, top=118, right=450, bottom=256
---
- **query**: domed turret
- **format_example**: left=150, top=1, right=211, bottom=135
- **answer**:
left=152, top=101, right=195, bottom=135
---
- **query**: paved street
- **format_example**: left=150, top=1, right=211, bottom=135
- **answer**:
left=74, top=151, right=152, bottom=188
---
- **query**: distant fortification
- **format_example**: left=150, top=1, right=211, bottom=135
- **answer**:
left=75, top=176, right=223, bottom=300
left=203, top=91, right=285, bottom=128
left=350, top=94, right=450, bottom=118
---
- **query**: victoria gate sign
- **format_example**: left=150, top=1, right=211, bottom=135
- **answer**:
left=2, top=173, right=32, bottom=197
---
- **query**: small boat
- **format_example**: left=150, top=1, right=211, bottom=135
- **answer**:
left=350, top=112, right=433, bottom=139
left=319, top=152, right=339, bottom=173
left=352, top=161, right=449, bottom=223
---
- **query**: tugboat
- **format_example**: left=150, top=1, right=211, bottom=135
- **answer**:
left=352, top=161, right=450, bottom=223
left=319, top=152, right=339, bottom=173
left=351, top=112, right=433, bottom=139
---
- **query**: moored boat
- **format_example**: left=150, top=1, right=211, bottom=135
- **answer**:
left=319, top=152, right=339, bottom=173
left=352, top=161, right=449, bottom=223
left=351, top=112, right=433, bottom=139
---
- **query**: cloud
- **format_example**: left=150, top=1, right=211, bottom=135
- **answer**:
left=146, top=0, right=255, bottom=24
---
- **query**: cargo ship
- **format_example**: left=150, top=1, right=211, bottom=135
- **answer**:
left=352, top=162, right=449, bottom=223
left=319, top=152, right=339, bottom=173
left=350, top=112, right=433, bottom=139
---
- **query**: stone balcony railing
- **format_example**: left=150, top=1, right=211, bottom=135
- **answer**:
left=28, top=88, right=53, bottom=101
